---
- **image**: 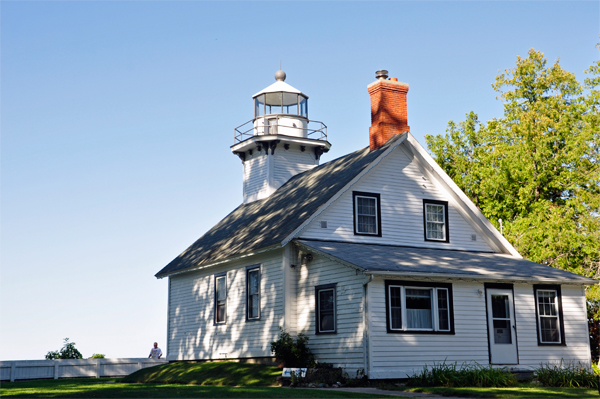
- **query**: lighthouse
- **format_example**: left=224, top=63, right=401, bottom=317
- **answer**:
left=231, top=70, right=331, bottom=203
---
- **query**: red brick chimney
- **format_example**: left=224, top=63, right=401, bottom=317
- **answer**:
left=368, top=70, right=410, bottom=151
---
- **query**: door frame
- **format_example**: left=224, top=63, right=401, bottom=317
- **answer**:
left=484, top=283, right=519, bottom=365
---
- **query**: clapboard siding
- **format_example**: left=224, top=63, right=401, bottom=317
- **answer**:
left=167, top=250, right=284, bottom=361
left=368, top=278, right=489, bottom=379
left=295, top=252, right=365, bottom=373
left=243, top=150, right=268, bottom=202
left=273, top=147, right=318, bottom=190
left=367, top=278, right=592, bottom=378
left=300, top=144, right=494, bottom=252
left=514, top=284, right=591, bottom=368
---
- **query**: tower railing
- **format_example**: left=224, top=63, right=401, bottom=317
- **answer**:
left=234, top=117, right=327, bottom=144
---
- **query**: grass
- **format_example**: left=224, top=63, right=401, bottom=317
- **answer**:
left=406, top=361, right=517, bottom=387
left=390, top=383, right=600, bottom=398
left=0, top=379, right=389, bottom=398
left=533, top=360, right=598, bottom=388
left=121, top=361, right=281, bottom=386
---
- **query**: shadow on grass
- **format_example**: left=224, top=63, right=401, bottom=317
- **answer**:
left=121, top=361, right=282, bottom=386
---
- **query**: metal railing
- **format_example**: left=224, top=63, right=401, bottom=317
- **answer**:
left=234, top=116, right=327, bottom=144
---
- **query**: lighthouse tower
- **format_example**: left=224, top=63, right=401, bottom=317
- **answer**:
left=232, top=71, right=331, bottom=203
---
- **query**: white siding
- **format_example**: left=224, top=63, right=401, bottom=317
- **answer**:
left=296, top=251, right=366, bottom=373
left=368, top=277, right=489, bottom=379
left=367, top=278, right=592, bottom=379
left=514, top=284, right=591, bottom=368
left=167, top=250, right=284, bottom=361
left=243, top=145, right=318, bottom=203
left=300, top=143, right=494, bottom=252
left=243, top=150, right=268, bottom=202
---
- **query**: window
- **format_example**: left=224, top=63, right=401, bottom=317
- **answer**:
left=385, top=280, right=453, bottom=334
left=247, top=266, right=260, bottom=320
left=534, top=285, right=565, bottom=345
left=214, top=273, right=227, bottom=324
left=353, top=192, right=381, bottom=236
left=423, top=200, right=449, bottom=242
left=315, top=284, right=336, bottom=334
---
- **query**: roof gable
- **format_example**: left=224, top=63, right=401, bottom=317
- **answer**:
left=155, top=135, right=404, bottom=277
left=295, top=139, right=496, bottom=252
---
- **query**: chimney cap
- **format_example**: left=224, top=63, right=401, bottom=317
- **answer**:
left=375, top=70, right=389, bottom=80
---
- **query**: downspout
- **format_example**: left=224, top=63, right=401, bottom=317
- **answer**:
left=362, top=274, right=373, bottom=378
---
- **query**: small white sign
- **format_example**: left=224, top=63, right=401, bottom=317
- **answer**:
left=282, top=368, right=307, bottom=378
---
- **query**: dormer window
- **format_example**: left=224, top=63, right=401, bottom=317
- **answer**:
left=423, top=200, right=449, bottom=242
left=353, top=192, right=381, bottom=236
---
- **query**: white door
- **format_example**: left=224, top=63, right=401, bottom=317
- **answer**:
left=486, top=288, right=518, bottom=364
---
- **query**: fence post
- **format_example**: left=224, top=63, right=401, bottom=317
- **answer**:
left=54, top=362, right=59, bottom=379
left=10, top=363, right=16, bottom=382
left=137, top=361, right=142, bottom=371
left=96, top=359, right=101, bottom=378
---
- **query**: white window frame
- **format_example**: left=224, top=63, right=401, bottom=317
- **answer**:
left=316, top=284, right=336, bottom=334
left=214, top=274, right=227, bottom=325
left=387, top=283, right=452, bottom=333
left=353, top=192, right=381, bottom=236
left=535, top=288, right=562, bottom=344
left=423, top=200, right=449, bottom=242
left=246, top=266, right=261, bottom=321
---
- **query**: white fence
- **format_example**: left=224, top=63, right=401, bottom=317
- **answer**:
left=0, top=358, right=167, bottom=382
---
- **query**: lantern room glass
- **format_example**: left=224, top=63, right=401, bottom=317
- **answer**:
left=254, top=93, right=308, bottom=118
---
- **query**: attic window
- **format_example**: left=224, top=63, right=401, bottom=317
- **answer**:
left=423, top=200, right=449, bottom=242
left=353, top=192, right=381, bottom=237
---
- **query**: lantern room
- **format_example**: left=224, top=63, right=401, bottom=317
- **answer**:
left=252, top=70, right=309, bottom=138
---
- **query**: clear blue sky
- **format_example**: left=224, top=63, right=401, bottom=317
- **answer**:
left=1, top=1, right=598, bottom=360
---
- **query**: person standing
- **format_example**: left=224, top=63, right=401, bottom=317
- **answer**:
left=148, top=342, right=162, bottom=359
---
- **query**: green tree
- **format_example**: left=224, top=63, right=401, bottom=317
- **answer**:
left=426, top=46, right=600, bottom=312
left=45, top=338, right=83, bottom=360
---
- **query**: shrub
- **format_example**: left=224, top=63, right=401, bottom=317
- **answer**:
left=534, top=360, right=598, bottom=388
left=407, top=361, right=517, bottom=388
left=304, top=363, right=344, bottom=386
left=45, top=338, right=83, bottom=360
left=89, top=354, right=105, bottom=359
left=270, top=328, right=315, bottom=368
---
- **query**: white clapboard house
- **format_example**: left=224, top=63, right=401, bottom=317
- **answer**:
left=155, top=70, right=595, bottom=378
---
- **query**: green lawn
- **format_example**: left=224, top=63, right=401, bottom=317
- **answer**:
left=122, top=361, right=282, bottom=385
left=390, top=384, right=600, bottom=398
left=0, top=379, right=388, bottom=398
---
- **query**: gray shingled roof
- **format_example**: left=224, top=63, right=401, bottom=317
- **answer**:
left=296, top=239, right=596, bottom=284
left=155, top=135, right=404, bottom=278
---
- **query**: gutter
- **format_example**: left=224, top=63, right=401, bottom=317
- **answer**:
left=363, top=270, right=596, bottom=285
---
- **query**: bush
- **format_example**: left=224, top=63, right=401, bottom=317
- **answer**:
left=89, top=354, right=105, bottom=359
left=270, top=328, right=315, bottom=368
left=407, top=361, right=517, bottom=388
left=45, top=338, right=83, bottom=360
left=534, top=360, right=598, bottom=388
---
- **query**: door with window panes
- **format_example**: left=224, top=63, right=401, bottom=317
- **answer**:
left=486, top=288, right=518, bottom=364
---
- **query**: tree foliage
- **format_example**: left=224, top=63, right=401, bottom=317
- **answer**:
left=45, top=338, right=83, bottom=360
left=426, top=46, right=600, bottom=310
